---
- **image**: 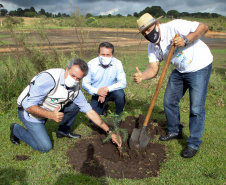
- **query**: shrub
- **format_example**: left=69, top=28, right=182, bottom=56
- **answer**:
left=4, top=16, right=24, bottom=28
left=86, top=17, right=96, bottom=24
left=24, top=12, right=38, bottom=17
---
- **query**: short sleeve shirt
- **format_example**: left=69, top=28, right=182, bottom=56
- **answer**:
left=148, top=19, right=213, bottom=73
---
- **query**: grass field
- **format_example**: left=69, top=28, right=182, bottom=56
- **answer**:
left=0, top=46, right=225, bottom=184
left=1, top=15, right=226, bottom=32
left=0, top=20, right=225, bottom=184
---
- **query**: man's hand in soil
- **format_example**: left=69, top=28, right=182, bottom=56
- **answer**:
left=97, top=86, right=109, bottom=97
left=111, top=133, right=122, bottom=147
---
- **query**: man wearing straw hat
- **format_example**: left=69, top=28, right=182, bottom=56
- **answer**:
left=133, top=13, right=213, bottom=158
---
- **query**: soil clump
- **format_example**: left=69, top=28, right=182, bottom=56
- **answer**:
left=67, top=114, right=167, bottom=179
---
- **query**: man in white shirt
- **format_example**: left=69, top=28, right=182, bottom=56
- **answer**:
left=133, top=13, right=212, bottom=158
left=82, top=42, right=127, bottom=124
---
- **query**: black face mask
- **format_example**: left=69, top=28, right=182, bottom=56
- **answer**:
left=145, top=25, right=160, bottom=43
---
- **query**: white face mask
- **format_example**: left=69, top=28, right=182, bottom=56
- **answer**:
left=65, top=71, right=79, bottom=88
left=99, top=56, right=112, bottom=66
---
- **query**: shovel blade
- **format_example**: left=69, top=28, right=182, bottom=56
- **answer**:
left=129, top=126, right=151, bottom=150
left=138, top=128, right=151, bottom=150
left=129, top=128, right=141, bottom=150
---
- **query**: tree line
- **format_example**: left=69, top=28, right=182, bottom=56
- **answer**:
left=0, top=4, right=223, bottom=19
left=131, top=6, right=222, bottom=18
left=0, top=5, right=70, bottom=17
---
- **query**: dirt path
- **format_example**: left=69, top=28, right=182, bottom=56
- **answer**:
left=0, top=28, right=225, bottom=54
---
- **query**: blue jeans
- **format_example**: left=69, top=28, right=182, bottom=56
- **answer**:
left=164, top=63, right=212, bottom=150
left=91, top=89, right=125, bottom=116
left=13, top=102, right=79, bottom=153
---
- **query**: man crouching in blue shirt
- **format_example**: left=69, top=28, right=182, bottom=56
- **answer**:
left=10, top=58, right=121, bottom=153
left=82, top=42, right=127, bottom=125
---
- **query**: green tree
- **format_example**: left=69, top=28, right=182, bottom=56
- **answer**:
left=39, top=8, right=46, bottom=15
left=45, top=12, right=52, bottom=17
left=9, top=10, right=17, bottom=16
left=56, top=12, right=62, bottom=17
left=1, top=9, right=8, bottom=16
left=211, top=13, right=221, bottom=18
left=17, top=8, right=24, bottom=16
left=167, top=10, right=180, bottom=18
left=180, top=12, right=190, bottom=17
left=85, top=13, right=93, bottom=18
left=24, top=12, right=37, bottom=17
left=101, top=111, right=128, bottom=158
left=62, top=13, right=69, bottom=17
left=139, top=6, right=166, bottom=17
left=133, top=12, right=139, bottom=17
left=191, top=12, right=207, bottom=18
left=30, top=7, right=36, bottom=13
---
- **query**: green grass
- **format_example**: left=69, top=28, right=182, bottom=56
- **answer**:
left=0, top=34, right=10, bottom=37
left=0, top=38, right=225, bottom=184
left=0, top=40, right=11, bottom=45
left=0, top=34, right=11, bottom=44
left=2, top=16, right=226, bottom=32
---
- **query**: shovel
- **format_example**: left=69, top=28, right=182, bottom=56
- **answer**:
left=129, top=34, right=179, bottom=150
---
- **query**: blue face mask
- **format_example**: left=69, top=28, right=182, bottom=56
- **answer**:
left=145, top=24, right=160, bottom=44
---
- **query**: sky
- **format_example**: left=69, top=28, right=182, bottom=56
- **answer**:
left=0, top=0, right=225, bottom=17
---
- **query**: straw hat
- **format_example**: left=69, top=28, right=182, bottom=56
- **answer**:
left=137, top=13, right=163, bottom=34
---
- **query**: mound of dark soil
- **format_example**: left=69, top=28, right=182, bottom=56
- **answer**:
left=15, top=155, right=30, bottom=161
left=67, top=114, right=167, bottom=179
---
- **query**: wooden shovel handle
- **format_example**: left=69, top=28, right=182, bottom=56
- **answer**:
left=143, top=34, right=180, bottom=127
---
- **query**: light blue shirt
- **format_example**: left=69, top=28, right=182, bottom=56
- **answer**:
left=82, top=57, right=127, bottom=95
left=21, top=70, right=92, bottom=123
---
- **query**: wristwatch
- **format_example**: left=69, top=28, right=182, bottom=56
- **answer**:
left=183, top=36, right=189, bottom=46
left=106, top=128, right=113, bottom=134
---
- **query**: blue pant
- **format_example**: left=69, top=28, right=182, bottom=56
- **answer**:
left=164, top=63, right=212, bottom=150
left=13, top=102, right=79, bottom=153
left=91, top=89, right=125, bottom=116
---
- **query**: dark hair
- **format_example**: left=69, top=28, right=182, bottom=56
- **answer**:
left=98, top=42, right=114, bottom=54
left=66, top=58, right=88, bottom=76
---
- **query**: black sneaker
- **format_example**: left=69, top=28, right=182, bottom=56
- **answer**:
left=56, top=131, right=81, bottom=139
left=159, top=133, right=183, bottom=141
left=10, top=123, right=20, bottom=145
left=181, top=147, right=198, bottom=158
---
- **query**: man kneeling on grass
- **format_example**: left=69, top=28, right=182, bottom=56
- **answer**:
left=10, top=58, right=121, bottom=153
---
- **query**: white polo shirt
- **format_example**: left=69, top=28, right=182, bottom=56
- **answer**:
left=148, top=19, right=213, bottom=73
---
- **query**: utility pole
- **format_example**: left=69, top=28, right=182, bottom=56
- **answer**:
left=0, top=4, right=3, bottom=27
